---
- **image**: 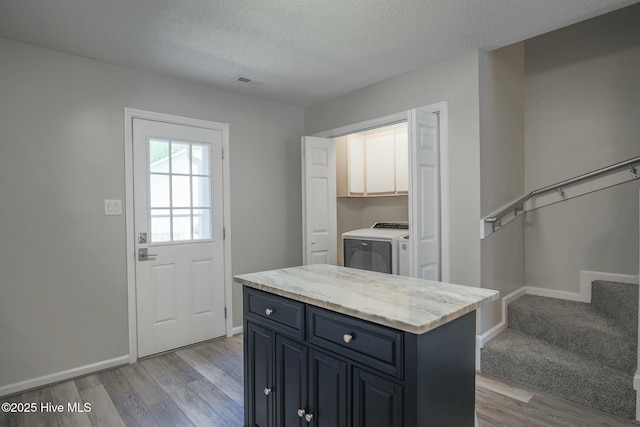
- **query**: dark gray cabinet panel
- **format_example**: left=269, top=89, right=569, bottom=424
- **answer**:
left=246, top=322, right=274, bottom=427
left=308, top=349, right=349, bottom=427
left=275, top=335, right=307, bottom=427
left=353, top=368, right=403, bottom=427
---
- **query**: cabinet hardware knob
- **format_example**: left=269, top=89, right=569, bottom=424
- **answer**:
left=265, top=308, right=273, bottom=316
left=264, top=387, right=272, bottom=396
left=305, top=413, right=314, bottom=422
left=297, top=408, right=306, bottom=417
left=343, top=333, right=353, bottom=343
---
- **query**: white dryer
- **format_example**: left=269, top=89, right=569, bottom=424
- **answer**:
left=342, top=222, right=411, bottom=276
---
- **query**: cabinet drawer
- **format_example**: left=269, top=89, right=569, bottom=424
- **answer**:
left=308, top=306, right=403, bottom=378
left=246, top=288, right=305, bottom=339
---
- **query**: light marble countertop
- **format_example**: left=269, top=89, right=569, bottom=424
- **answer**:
left=235, top=264, right=499, bottom=334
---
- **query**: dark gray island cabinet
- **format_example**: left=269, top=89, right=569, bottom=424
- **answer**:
left=235, top=265, right=499, bottom=427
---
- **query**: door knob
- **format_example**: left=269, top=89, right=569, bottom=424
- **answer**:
left=343, top=333, right=353, bottom=343
left=297, top=408, right=306, bottom=417
left=305, top=413, right=314, bottom=422
left=264, top=387, right=272, bottom=396
left=138, top=248, right=158, bottom=261
left=265, top=308, right=273, bottom=316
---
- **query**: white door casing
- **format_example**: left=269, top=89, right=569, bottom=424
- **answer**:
left=302, top=137, right=337, bottom=265
left=409, top=108, right=441, bottom=280
left=125, top=109, right=232, bottom=362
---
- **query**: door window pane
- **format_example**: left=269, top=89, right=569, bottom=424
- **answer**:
left=172, top=209, right=192, bottom=241
left=171, top=142, right=190, bottom=174
left=192, top=176, right=211, bottom=208
left=150, top=209, right=171, bottom=242
left=192, top=144, right=210, bottom=176
left=149, top=139, right=170, bottom=173
left=193, top=209, right=211, bottom=240
left=148, top=140, right=213, bottom=243
left=172, top=175, right=191, bottom=208
left=150, top=174, right=170, bottom=207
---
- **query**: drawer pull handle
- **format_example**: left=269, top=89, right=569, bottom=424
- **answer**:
left=305, top=413, right=314, bottom=422
left=265, top=308, right=274, bottom=316
left=297, top=408, right=306, bottom=417
left=343, top=333, right=353, bottom=343
left=264, top=387, right=272, bottom=396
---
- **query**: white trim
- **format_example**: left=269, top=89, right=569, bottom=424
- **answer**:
left=124, top=108, right=233, bottom=362
left=634, top=370, right=640, bottom=421
left=312, top=112, right=407, bottom=138
left=0, top=355, right=128, bottom=398
left=580, top=270, right=639, bottom=303
left=312, top=102, right=451, bottom=282
left=524, top=286, right=583, bottom=302
left=232, top=325, right=244, bottom=336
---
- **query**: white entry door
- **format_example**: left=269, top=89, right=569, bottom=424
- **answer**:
left=301, top=137, right=337, bottom=265
left=133, top=118, right=226, bottom=357
left=409, top=108, right=441, bottom=280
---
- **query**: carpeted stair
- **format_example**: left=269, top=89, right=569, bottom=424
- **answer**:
left=481, top=280, right=638, bottom=419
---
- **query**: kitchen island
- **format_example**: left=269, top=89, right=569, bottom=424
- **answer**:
left=235, top=264, right=499, bottom=427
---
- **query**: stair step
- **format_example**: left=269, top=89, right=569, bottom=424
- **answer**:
left=508, top=294, right=636, bottom=374
left=481, top=328, right=635, bottom=419
left=592, top=280, right=638, bottom=336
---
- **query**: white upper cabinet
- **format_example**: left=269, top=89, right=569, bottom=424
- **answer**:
left=338, top=124, right=408, bottom=197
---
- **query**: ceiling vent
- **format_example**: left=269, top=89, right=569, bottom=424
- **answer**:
left=231, top=75, right=262, bottom=86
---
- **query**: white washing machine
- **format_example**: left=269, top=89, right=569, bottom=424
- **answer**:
left=342, top=222, right=411, bottom=276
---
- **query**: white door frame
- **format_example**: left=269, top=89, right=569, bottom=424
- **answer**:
left=124, top=108, right=233, bottom=364
left=312, top=102, right=450, bottom=282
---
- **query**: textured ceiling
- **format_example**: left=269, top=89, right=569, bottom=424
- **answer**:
left=0, top=0, right=638, bottom=106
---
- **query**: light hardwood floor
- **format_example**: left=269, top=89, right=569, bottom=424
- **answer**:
left=1, top=334, right=637, bottom=427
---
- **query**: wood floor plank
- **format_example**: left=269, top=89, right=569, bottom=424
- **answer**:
left=187, top=378, right=244, bottom=427
left=23, top=387, right=59, bottom=427
left=176, top=347, right=244, bottom=405
left=148, top=399, right=196, bottom=427
left=78, top=384, right=126, bottom=427
left=0, top=394, right=24, bottom=427
left=149, top=370, right=231, bottom=427
left=196, top=341, right=243, bottom=382
left=157, top=353, right=204, bottom=384
left=119, top=363, right=169, bottom=406
left=75, top=375, right=101, bottom=391
left=99, top=369, right=160, bottom=427
left=49, top=381, right=91, bottom=427
left=476, top=374, right=534, bottom=403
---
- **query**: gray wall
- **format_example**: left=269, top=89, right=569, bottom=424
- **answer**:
left=306, top=50, right=482, bottom=289
left=0, top=38, right=304, bottom=389
left=479, top=43, right=526, bottom=333
left=337, top=196, right=409, bottom=238
left=524, top=5, right=640, bottom=291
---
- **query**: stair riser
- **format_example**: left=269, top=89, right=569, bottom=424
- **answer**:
left=591, top=280, right=639, bottom=336
left=508, top=307, right=636, bottom=374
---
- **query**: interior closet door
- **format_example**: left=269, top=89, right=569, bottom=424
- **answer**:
left=301, top=137, right=337, bottom=265
left=409, top=108, right=441, bottom=280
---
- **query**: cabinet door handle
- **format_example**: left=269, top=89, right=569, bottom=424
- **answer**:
left=297, top=408, right=306, bottom=417
left=305, top=413, right=314, bottom=422
left=343, top=333, right=353, bottom=343
left=264, top=387, right=272, bottom=396
left=265, top=308, right=273, bottom=316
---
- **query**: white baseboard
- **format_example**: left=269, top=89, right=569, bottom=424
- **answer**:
left=634, top=371, right=640, bottom=421
left=0, top=355, right=129, bottom=398
left=525, top=286, right=583, bottom=302
left=232, top=325, right=243, bottom=335
left=580, top=270, right=639, bottom=303
left=476, top=287, right=526, bottom=370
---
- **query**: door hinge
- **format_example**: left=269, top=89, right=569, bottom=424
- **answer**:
left=223, top=227, right=226, bottom=240
left=222, top=147, right=224, bottom=159
left=224, top=307, right=227, bottom=319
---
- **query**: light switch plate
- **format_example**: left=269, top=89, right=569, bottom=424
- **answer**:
left=104, top=199, right=122, bottom=215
